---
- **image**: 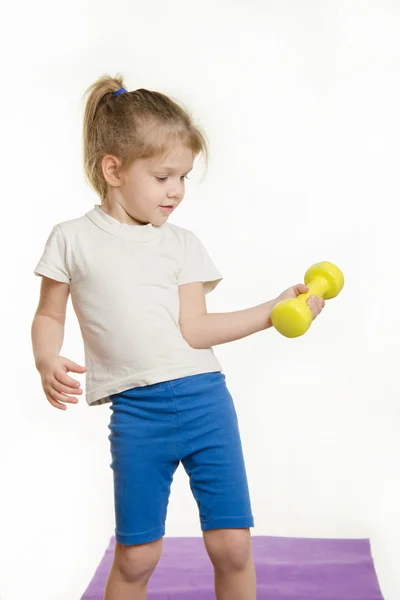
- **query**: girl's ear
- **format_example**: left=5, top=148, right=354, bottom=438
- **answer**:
left=101, top=155, right=123, bottom=188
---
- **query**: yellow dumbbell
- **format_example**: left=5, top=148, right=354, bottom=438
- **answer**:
left=271, top=261, right=344, bottom=338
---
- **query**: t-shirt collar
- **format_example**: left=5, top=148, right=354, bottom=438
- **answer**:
left=85, top=205, right=164, bottom=241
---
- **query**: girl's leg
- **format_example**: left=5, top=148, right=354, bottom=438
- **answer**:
left=203, top=528, right=256, bottom=600
left=104, top=538, right=163, bottom=600
left=106, top=383, right=179, bottom=599
left=174, top=373, right=256, bottom=598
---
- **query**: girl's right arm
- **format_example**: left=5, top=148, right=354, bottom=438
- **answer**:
left=31, top=276, right=87, bottom=410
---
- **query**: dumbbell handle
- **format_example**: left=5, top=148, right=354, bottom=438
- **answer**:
left=299, top=276, right=329, bottom=302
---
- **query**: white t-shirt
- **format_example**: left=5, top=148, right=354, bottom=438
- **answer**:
left=34, top=205, right=223, bottom=406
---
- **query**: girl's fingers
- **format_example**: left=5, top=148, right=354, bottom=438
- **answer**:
left=54, top=371, right=81, bottom=388
left=307, top=296, right=319, bottom=318
left=51, top=378, right=82, bottom=395
left=306, top=295, right=326, bottom=319
left=46, top=394, right=67, bottom=410
left=48, top=389, right=79, bottom=405
left=296, top=284, right=308, bottom=294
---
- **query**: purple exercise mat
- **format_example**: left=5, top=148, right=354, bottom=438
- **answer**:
left=81, top=535, right=384, bottom=599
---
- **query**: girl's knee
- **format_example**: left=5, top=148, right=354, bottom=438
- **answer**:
left=203, top=528, right=252, bottom=572
left=113, top=538, right=163, bottom=583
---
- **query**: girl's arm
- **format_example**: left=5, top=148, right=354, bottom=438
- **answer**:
left=179, top=281, right=324, bottom=349
left=32, top=277, right=86, bottom=410
left=178, top=282, right=278, bottom=349
left=31, top=276, right=69, bottom=369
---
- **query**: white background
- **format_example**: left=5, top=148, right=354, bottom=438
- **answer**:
left=2, top=0, right=399, bottom=598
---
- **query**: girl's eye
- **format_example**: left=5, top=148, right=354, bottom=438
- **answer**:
left=156, top=176, right=189, bottom=182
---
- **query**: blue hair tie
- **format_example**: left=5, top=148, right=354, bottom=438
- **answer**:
left=114, top=87, right=127, bottom=96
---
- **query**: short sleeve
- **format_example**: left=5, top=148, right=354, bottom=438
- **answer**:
left=178, top=231, right=223, bottom=294
left=34, top=224, right=71, bottom=284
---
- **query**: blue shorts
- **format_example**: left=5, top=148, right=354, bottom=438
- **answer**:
left=108, top=371, right=254, bottom=545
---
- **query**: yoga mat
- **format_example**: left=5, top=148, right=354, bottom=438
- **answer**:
left=81, top=535, right=384, bottom=599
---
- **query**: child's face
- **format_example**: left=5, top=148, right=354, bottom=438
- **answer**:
left=119, top=143, right=194, bottom=226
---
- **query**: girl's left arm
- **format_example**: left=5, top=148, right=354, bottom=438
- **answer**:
left=178, top=282, right=277, bottom=349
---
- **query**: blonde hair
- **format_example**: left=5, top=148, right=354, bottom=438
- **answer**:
left=82, top=73, right=209, bottom=201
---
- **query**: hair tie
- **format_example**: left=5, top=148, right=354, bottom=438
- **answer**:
left=114, top=87, right=127, bottom=96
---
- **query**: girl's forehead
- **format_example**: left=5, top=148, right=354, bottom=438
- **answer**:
left=147, top=146, right=194, bottom=170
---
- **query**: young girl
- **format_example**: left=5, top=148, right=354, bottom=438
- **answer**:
left=31, top=74, right=324, bottom=600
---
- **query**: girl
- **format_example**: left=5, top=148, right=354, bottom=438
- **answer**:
left=31, top=74, right=324, bottom=600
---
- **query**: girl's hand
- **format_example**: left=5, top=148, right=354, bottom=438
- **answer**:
left=38, top=355, right=87, bottom=410
left=275, top=283, right=325, bottom=321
